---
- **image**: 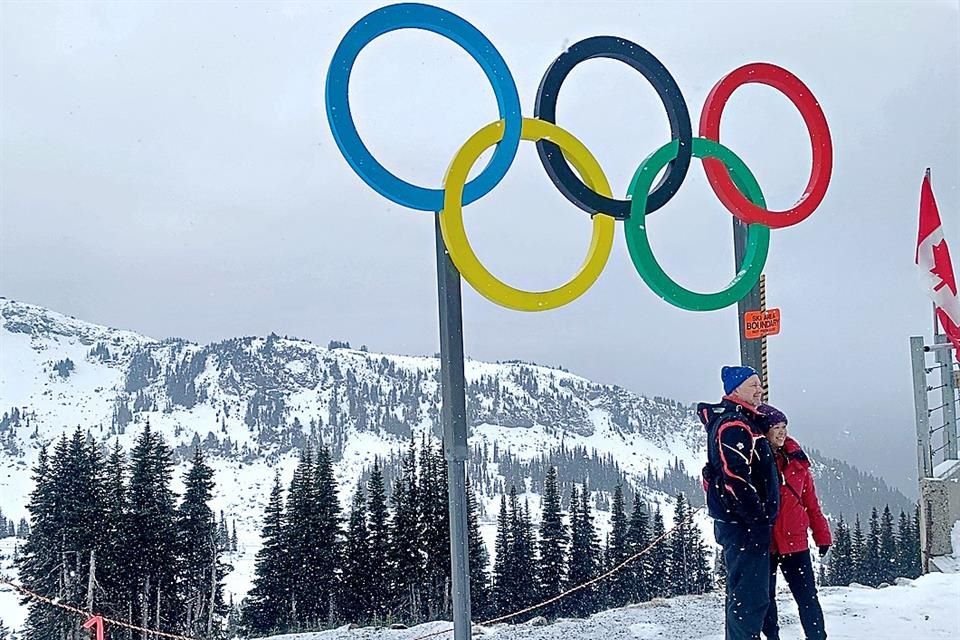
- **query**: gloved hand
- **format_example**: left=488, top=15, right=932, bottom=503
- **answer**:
left=701, top=464, right=715, bottom=493
left=818, top=545, right=830, bottom=558
left=702, top=463, right=715, bottom=482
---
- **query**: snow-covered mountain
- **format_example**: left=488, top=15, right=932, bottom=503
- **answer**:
left=0, top=297, right=909, bottom=606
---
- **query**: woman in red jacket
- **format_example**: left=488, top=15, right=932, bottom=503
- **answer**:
left=757, top=404, right=831, bottom=640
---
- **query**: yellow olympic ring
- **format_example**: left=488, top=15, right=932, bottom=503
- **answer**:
left=439, top=118, right=617, bottom=312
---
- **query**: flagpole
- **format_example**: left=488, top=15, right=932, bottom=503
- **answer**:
left=928, top=169, right=940, bottom=340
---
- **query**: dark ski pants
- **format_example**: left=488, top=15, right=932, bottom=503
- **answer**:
left=715, top=521, right=771, bottom=640
left=762, top=550, right=827, bottom=640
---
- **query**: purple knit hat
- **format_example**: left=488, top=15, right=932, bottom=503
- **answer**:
left=756, top=403, right=788, bottom=432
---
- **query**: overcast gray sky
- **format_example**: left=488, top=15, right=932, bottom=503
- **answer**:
left=2, top=0, right=958, bottom=495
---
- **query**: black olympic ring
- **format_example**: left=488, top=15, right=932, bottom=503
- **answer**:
left=534, top=35, right=694, bottom=220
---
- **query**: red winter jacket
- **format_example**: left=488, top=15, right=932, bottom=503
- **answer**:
left=771, top=436, right=832, bottom=555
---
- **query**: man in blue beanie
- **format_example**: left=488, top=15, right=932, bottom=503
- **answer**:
left=698, top=366, right=780, bottom=640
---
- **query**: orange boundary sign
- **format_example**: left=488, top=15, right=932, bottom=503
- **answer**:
left=745, top=308, right=781, bottom=339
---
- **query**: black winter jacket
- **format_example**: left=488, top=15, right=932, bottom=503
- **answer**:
left=699, top=397, right=780, bottom=525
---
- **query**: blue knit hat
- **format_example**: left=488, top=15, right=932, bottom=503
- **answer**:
left=721, top=365, right=758, bottom=395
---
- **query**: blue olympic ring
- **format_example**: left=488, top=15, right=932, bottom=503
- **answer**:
left=325, top=2, right=523, bottom=212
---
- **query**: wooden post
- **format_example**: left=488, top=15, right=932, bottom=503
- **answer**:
left=759, top=275, right=769, bottom=399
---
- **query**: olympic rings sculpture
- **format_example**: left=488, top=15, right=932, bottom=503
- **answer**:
left=325, top=2, right=832, bottom=313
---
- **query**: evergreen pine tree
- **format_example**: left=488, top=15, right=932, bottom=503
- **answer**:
left=896, top=509, right=912, bottom=579
left=19, top=430, right=108, bottom=638
left=242, top=472, right=290, bottom=636
left=127, top=421, right=179, bottom=631
left=93, top=439, right=133, bottom=630
left=492, top=494, right=513, bottom=617
left=827, top=515, right=854, bottom=587
left=419, top=442, right=450, bottom=621
left=686, top=499, right=713, bottom=595
left=878, top=505, right=897, bottom=585
left=43, top=430, right=106, bottom=633
left=851, top=514, right=866, bottom=585
left=231, top=521, right=238, bottom=553
left=669, top=493, right=693, bottom=596
left=909, top=504, right=923, bottom=578
left=366, top=460, right=391, bottom=622
left=312, top=446, right=342, bottom=626
left=536, top=467, right=567, bottom=618
left=466, top=476, right=491, bottom=621
left=508, top=491, right=538, bottom=613
left=561, top=486, right=582, bottom=617
left=625, top=495, right=651, bottom=603
left=284, top=447, right=317, bottom=629
left=648, top=507, right=670, bottom=598
left=176, top=446, right=226, bottom=637
left=19, top=445, right=72, bottom=640
left=565, top=485, right=601, bottom=617
left=861, top=507, right=882, bottom=586
left=388, top=441, right=422, bottom=623
left=604, top=484, right=630, bottom=607
left=59, top=430, right=106, bottom=610
left=340, top=484, right=371, bottom=624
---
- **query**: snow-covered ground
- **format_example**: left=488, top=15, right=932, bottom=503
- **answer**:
left=254, top=572, right=960, bottom=640
left=2, top=541, right=959, bottom=638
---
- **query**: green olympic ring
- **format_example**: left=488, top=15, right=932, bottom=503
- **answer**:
left=623, top=137, right=770, bottom=312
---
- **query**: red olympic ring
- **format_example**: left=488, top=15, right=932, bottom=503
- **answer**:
left=699, top=62, right=833, bottom=229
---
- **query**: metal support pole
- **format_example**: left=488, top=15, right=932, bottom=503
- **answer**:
left=911, top=336, right=933, bottom=479
left=934, top=334, right=958, bottom=461
left=733, top=218, right=764, bottom=389
left=434, top=217, right=472, bottom=640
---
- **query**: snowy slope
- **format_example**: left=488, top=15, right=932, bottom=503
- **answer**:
left=0, top=298, right=709, bottom=609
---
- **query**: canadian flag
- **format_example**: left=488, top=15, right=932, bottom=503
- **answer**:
left=916, top=168, right=960, bottom=362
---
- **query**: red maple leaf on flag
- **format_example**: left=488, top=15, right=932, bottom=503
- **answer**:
left=931, top=240, right=958, bottom=295
left=918, top=168, right=960, bottom=363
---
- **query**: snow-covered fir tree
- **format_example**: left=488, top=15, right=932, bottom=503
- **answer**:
left=241, top=472, right=289, bottom=635
left=366, top=460, right=391, bottom=622
left=536, top=466, right=567, bottom=619
left=339, top=484, right=371, bottom=623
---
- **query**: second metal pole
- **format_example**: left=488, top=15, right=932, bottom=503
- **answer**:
left=911, top=336, right=933, bottom=479
left=434, top=217, right=472, bottom=640
left=733, top=218, right=764, bottom=388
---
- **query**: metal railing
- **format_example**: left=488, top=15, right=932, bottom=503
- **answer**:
left=910, top=335, right=959, bottom=479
